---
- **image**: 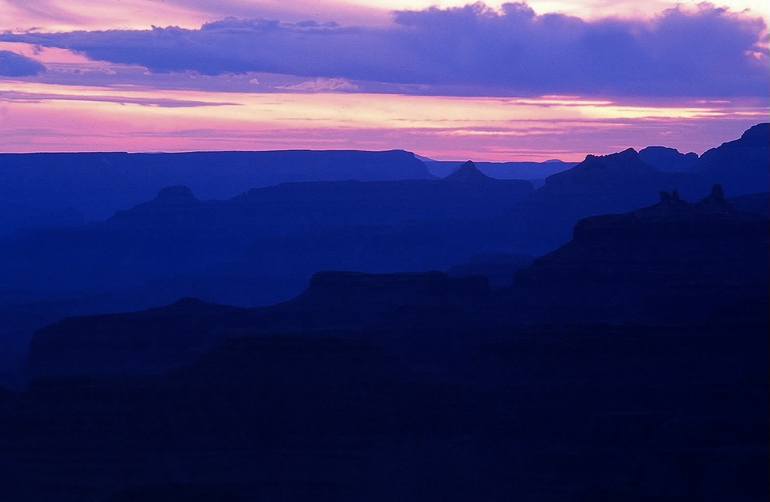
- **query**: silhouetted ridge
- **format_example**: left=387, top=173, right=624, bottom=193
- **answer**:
left=1, top=131, right=768, bottom=502
left=573, top=185, right=759, bottom=239
left=518, top=186, right=768, bottom=322
left=694, top=123, right=769, bottom=195
left=545, top=148, right=653, bottom=188
left=639, top=146, right=699, bottom=172
left=739, top=122, right=769, bottom=146
left=422, top=158, right=575, bottom=181
left=1, top=124, right=767, bottom=387
left=626, top=186, right=727, bottom=220
left=0, top=149, right=434, bottom=235
left=644, top=186, right=734, bottom=217
left=582, top=148, right=644, bottom=169
left=444, top=161, right=493, bottom=183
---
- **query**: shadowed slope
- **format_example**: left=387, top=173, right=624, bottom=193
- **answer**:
left=517, top=185, right=769, bottom=322
left=694, top=123, right=769, bottom=195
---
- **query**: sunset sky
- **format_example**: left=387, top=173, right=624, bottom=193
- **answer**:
left=1, top=0, right=768, bottom=160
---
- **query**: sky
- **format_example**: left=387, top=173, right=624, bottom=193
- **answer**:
left=0, top=0, right=768, bottom=161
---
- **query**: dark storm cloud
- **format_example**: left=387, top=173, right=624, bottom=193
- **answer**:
left=1, top=2, right=767, bottom=96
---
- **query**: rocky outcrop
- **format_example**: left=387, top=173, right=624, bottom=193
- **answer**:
left=694, top=123, right=769, bottom=196
left=516, top=186, right=769, bottom=322
left=639, top=146, right=699, bottom=172
left=570, top=184, right=759, bottom=240
left=544, top=148, right=657, bottom=190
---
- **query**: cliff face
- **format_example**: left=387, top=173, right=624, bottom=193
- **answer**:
left=543, top=148, right=661, bottom=191
left=516, top=124, right=769, bottom=252
left=516, top=186, right=769, bottom=323
left=695, top=123, right=769, bottom=196
left=638, top=146, right=699, bottom=172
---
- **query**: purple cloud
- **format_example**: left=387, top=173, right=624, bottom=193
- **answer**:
left=0, top=50, right=45, bottom=76
left=1, top=2, right=767, bottom=97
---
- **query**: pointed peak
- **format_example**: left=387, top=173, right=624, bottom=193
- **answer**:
left=445, top=160, right=492, bottom=183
